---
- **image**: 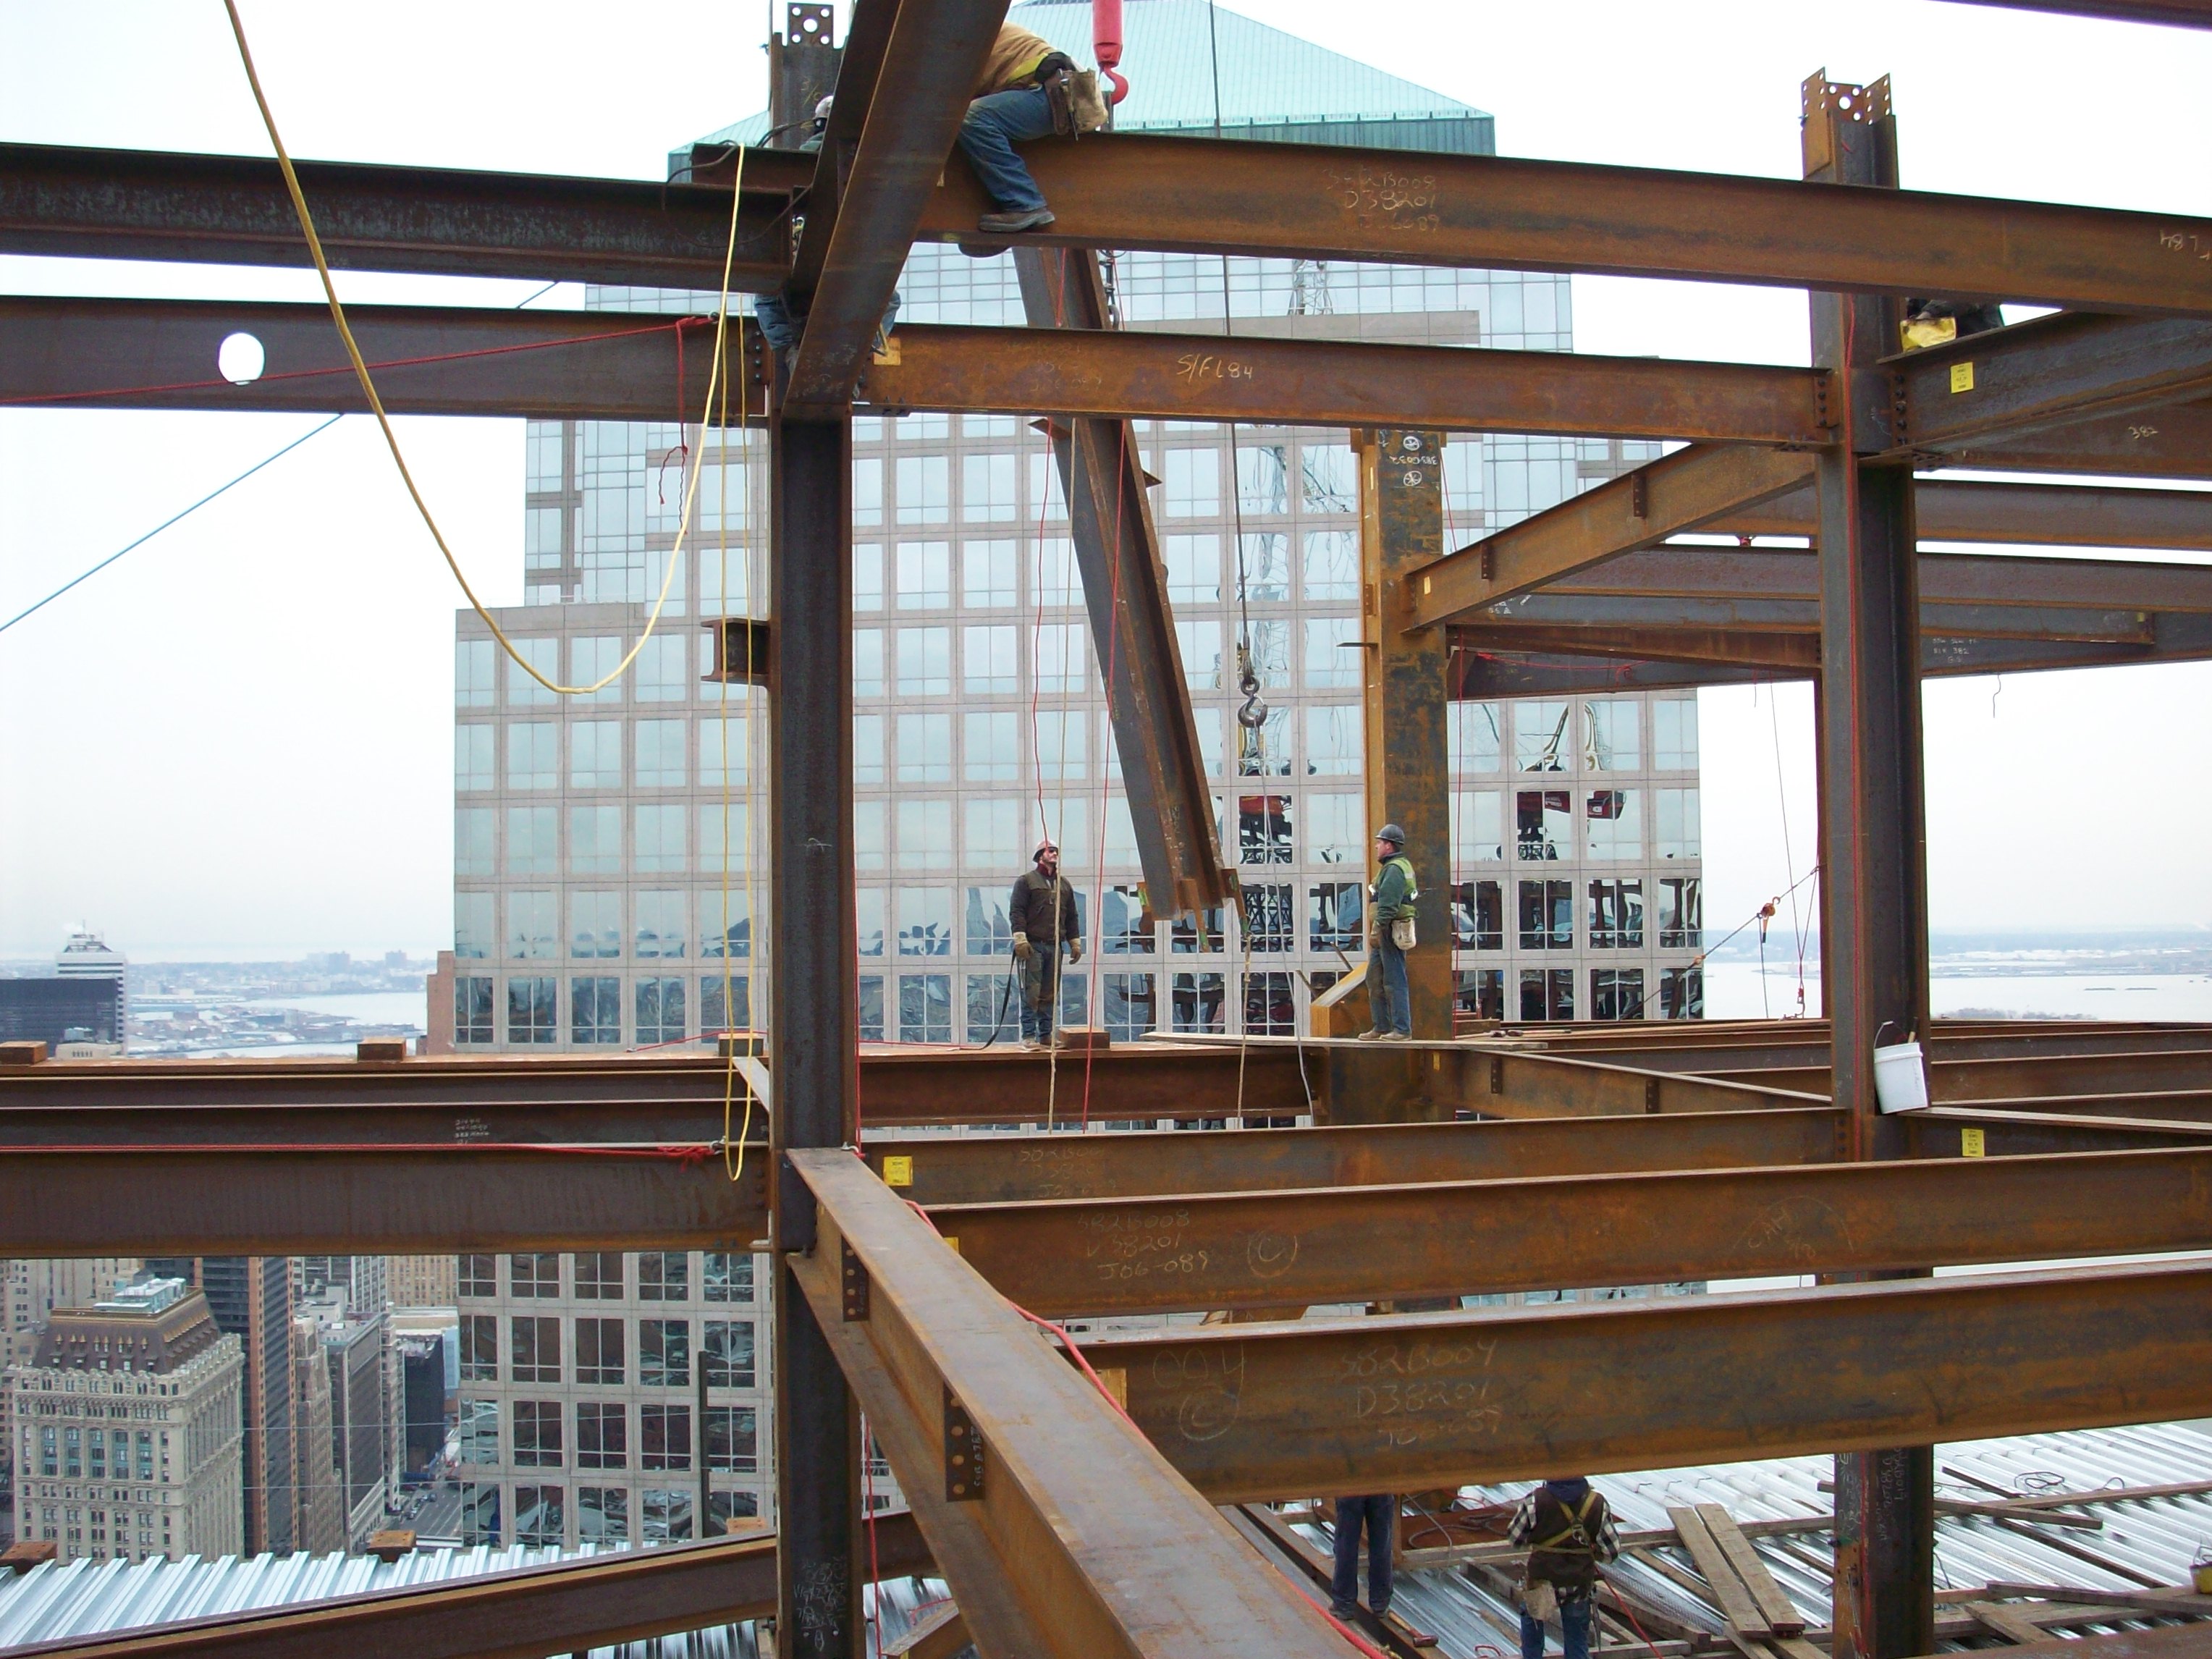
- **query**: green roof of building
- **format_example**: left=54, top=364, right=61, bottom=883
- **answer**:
left=689, top=0, right=1491, bottom=159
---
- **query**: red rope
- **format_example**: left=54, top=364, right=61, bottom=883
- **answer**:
left=0, top=317, right=698, bottom=409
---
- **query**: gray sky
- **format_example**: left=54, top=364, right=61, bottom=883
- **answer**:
left=4, top=1, right=2211, bottom=957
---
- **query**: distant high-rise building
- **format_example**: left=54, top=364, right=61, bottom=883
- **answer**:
left=0, top=930, right=127, bottom=1055
left=289, top=1315, right=345, bottom=1554
left=144, top=1256, right=295, bottom=1554
left=303, top=1289, right=389, bottom=1548
left=392, top=1322, right=455, bottom=1481
left=0, top=1257, right=140, bottom=1485
left=9, top=1276, right=243, bottom=1565
left=389, top=1255, right=458, bottom=1309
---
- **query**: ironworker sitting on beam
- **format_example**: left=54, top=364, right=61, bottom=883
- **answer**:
left=753, top=97, right=900, bottom=374
left=957, top=20, right=1105, bottom=237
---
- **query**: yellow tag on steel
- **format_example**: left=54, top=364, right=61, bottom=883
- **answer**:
left=1961, top=1126, right=1986, bottom=1157
left=882, top=1154, right=914, bottom=1188
left=1949, top=361, right=1975, bottom=394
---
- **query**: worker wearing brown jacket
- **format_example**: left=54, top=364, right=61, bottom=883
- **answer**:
left=1009, top=839, right=1082, bottom=1048
left=955, top=21, right=1069, bottom=235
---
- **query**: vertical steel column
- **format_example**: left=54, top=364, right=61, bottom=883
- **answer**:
left=770, top=414, right=862, bottom=1659
left=1362, top=428, right=1453, bottom=1045
left=1803, top=71, right=1936, bottom=1659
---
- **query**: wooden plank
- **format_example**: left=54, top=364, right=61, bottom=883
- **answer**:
left=1970, top=1602, right=2059, bottom=1645
left=1985, top=1582, right=2212, bottom=1615
left=1694, top=1505, right=1807, bottom=1637
left=1668, top=1506, right=1776, bottom=1640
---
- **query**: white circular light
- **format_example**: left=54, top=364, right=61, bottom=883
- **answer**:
left=217, top=332, right=266, bottom=385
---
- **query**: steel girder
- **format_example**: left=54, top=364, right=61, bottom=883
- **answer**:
left=928, top=1146, right=2212, bottom=1317
left=787, top=1148, right=1345, bottom=1659
left=0, top=141, right=809, bottom=290
left=1071, top=1258, right=2212, bottom=1503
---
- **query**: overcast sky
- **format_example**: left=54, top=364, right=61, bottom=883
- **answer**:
left=4, top=1, right=2211, bottom=958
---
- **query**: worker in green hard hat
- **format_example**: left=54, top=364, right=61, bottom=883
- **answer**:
left=1362, top=824, right=1417, bottom=1041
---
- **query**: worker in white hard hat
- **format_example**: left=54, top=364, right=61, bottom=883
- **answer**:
left=1009, top=838, right=1082, bottom=1050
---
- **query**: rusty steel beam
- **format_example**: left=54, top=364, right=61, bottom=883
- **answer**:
left=0, top=1043, right=1311, bottom=1126
left=788, top=1147, right=1345, bottom=1659
left=0, top=142, right=806, bottom=291
left=1958, top=397, right=2212, bottom=479
left=1479, top=594, right=2156, bottom=645
left=0, top=295, right=769, bottom=424
left=0, top=1147, right=765, bottom=1256
left=1536, top=545, right=2212, bottom=614
left=933, top=1146, right=2212, bottom=1318
left=1448, top=646, right=1774, bottom=698
left=916, top=133, right=2212, bottom=316
left=782, top=0, right=1008, bottom=409
left=1016, top=248, right=1230, bottom=915
left=1456, top=621, right=1820, bottom=670
left=1886, top=311, right=2212, bottom=458
left=1946, top=0, right=2212, bottom=23
left=866, top=323, right=1829, bottom=444
left=4, top=1522, right=932, bottom=1659
left=1303, top=1039, right=1829, bottom=1121
left=1409, top=446, right=1818, bottom=625
left=1909, top=1106, right=2212, bottom=1157
left=1071, top=1257, right=2212, bottom=1504
left=1713, top=1046, right=2212, bottom=1102
left=1700, top=479, right=2212, bottom=551
left=861, top=1107, right=1850, bottom=1205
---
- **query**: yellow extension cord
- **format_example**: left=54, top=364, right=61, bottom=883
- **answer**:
left=221, top=0, right=746, bottom=697
left=222, top=1, right=759, bottom=1175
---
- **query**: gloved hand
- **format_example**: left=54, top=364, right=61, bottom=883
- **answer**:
left=1012, top=933, right=1033, bottom=961
left=1068, top=940, right=1083, bottom=964
left=1367, top=923, right=1381, bottom=950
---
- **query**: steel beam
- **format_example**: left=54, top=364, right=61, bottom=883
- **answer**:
left=788, top=1148, right=1345, bottom=1658
left=1071, top=1258, right=2212, bottom=1504
left=1886, top=311, right=2212, bottom=459
left=1, top=1524, right=931, bottom=1659
left=0, top=295, right=767, bottom=424
left=771, top=412, right=864, bottom=1658
left=932, top=1146, right=2212, bottom=1317
left=783, top=0, right=1008, bottom=409
left=866, top=322, right=1828, bottom=444
left=1016, top=248, right=1231, bottom=914
left=1960, top=397, right=2212, bottom=478
left=861, top=1108, right=1850, bottom=1204
left=916, top=133, right=2212, bottom=316
left=0, top=1147, right=764, bottom=1257
left=1947, top=0, right=2212, bottom=22
left=0, top=142, right=806, bottom=291
left=1701, top=478, right=2212, bottom=551
left=0, top=1044, right=1313, bottom=1128
left=1409, top=446, right=1818, bottom=625
left=1536, top=544, right=2212, bottom=613
left=1479, top=594, right=2157, bottom=643
left=1449, top=646, right=1775, bottom=698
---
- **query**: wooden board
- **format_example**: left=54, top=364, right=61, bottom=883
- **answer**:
left=1667, top=1506, right=1774, bottom=1641
left=1694, top=1503, right=1807, bottom=1636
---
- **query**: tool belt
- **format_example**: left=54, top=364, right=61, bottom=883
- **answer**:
left=1040, top=57, right=1110, bottom=136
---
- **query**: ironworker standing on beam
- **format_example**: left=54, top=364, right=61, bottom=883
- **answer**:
left=956, top=21, right=1101, bottom=236
left=1010, top=838, right=1082, bottom=1049
left=1330, top=1493, right=1398, bottom=1626
left=1508, top=1476, right=1621, bottom=1659
left=1361, top=824, right=1417, bottom=1041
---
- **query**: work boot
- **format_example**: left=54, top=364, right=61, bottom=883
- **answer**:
left=1380, top=1030, right=1411, bottom=1042
left=1020, top=1038, right=1043, bottom=1052
left=1356, top=1029, right=1385, bottom=1042
left=1328, top=1603, right=1358, bottom=1624
left=976, top=206, right=1055, bottom=233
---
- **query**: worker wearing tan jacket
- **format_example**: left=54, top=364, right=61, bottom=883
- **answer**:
left=956, top=21, right=1068, bottom=235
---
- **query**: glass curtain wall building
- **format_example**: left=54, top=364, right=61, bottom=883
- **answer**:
left=450, top=0, right=1705, bottom=1058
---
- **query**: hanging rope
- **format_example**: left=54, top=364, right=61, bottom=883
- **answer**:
left=221, top=0, right=748, bottom=696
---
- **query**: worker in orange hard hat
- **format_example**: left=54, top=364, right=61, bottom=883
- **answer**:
left=1009, top=838, right=1082, bottom=1050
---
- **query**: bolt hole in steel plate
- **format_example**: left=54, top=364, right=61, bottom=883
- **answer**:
left=218, top=331, right=265, bottom=385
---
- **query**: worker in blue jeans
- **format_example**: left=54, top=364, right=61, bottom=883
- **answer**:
left=1362, top=824, right=1417, bottom=1040
left=955, top=22, right=1068, bottom=235
left=1330, top=1493, right=1396, bottom=1624
left=1508, top=1477, right=1621, bottom=1659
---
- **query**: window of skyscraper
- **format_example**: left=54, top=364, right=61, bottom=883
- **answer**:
left=1582, top=700, right=1642, bottom=770
left=1589, top=879, right=1645, bottom=949
left=456, top=724, right=494, bottom=792
left=509, top=976, right=557, bottom=1043
left=1176, top=618, right=1223, bottom=690
left=507, top=806, right=557, bottom=876
left=1026, top=455, right=1068, bottom=525
left=511, top=1316, right=561, bottom=1382
left=1031, top=536, right=1080, bottom=604
left=574, top=1253, right=623, bottom=1299
left=895, top=455, right=950, bottom=525
left=571, top=976, right=620, bottom=1044
left=507, top=637, right=558, bottom=706
left=641, top=1404, right=692, bottom=1470
left=1105, top=973, right=1156, bottom=1040
left=455, top=892, right=494, bottom=960
left=515, top=1486, right=565, bottom=1545
left=634, top=890, right=684, bottom=958
left=569, top=804, right=621, bottom=874
left=705, top=1406, right=758, bottom=1473
left=895, top=801, right=953, bottom=871
left=1301, top=530, right=1358, bottom=600
left=1584, top=790, right=1642, bottom=860
left=1654, top=698, right=1699, bottom=769
left=897, top=712, right=954, bottom=782
left=704, top=1254, right=754, bottom=1303
left=635, top=803, right=686, bottom=874
left=854, top=802, right=885, bottom=871
left=639, top=1254, right=690, bottom=1301
left=853, top=457, right=883, bottom=527
left=508, top=722, right=557, bottom=790
left=1164, top=533, right=1220, bottom=603
left=1451, top=701, right=1503, bottom=772
left=1518, top=880, right=1575, bottom=952
left=1516, top=790, right=1571, bottom=861
left=699, top=890, right=750, bottom=958
left=575, top=1317, right=624, bottom=1385
left=1239, top=796, right=1293, bottom=865
left=1592, top=968, right=1647, bottom=1021
left=571, top=720, right=621, bottom=788
left=460, top=1254, right=497, bottom=1298
left=1168, top=972, right=1221, bottom=1029
left=1244, top=971, right=1296, bottom=1035
left=455, top=811, right=494, bottom=879
left=576, top=1403, right=627, bottom=1467
left=1036, top=623, right=1085, bottom=693
left=1308, top=882, right=1363, bottom=953
left=1236, top=444, right=1288, bottom=516
left=1303, top=616, right=1359, bottom=688
left=897, top=540, right=952, bottom=607
left=1243, top=884, right=1295, bottom=952
left=458, top=1314, right=496, bottom=1381
left=896, top=626, right=951, bottom=695
left=512, top=1253, right=560, bottom=1298
left=1658, top=877, right=1702, bottom=947
left=897, top=887, right=953, bottom=955
left=1300, top=442, right=1356, bottom=512
left=640, top=1322, right=691, bottom=1388
left=456, top=638, right=494, bottom=706
left=1236, top=708, right=1291, bottom=777
left=963, top=625, right=1018, bottom=694
left=636, top=633, right=688, bottom=702
left=1654, top=788, right=1701, bottom=858
left=962, top=455, right=1017, bottom=523
left=642, top=1487, right=693, bottom=1540
left=1660, top=966, right=1705, bottom=1020
left=570, top=637, right=623, bottom=703
left=703, top=1320, right=756, bottom=1388
left=635, top=719, right=685, bottom=788
left=1241, top=532, right=1291, bottom=601
left=580, top=1485, right=628, bottom=1538
left=636, top=976, right=685, bottom=1044
left=963, top=539, right=1017, bottom=607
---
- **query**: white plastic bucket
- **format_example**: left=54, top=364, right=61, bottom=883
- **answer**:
left=1873, top=1039, right=1929, bottom=1113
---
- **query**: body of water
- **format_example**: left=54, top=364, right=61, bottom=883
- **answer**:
left=1703, top=961, right=2212, bottom=1023
left=238, top=990, right=428, bottom=1026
